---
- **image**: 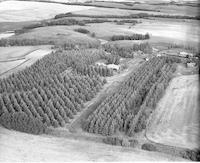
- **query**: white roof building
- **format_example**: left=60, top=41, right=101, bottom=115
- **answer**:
left=107, top=64, right=120, bottom=71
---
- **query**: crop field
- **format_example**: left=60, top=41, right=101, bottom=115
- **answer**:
left=0, top=0, right=95, bottom=22
left=123, top=18, right=200, bottom=46
left=146, top=74, right=199, bottom=149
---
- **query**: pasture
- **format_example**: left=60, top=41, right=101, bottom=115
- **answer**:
left=147, top=74, right=199, bottom=149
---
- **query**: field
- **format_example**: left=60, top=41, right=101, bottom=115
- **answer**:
left=10, top=25, right=100, bottom=46
left=62, top=18, right=199, bottom=47
left=0, top=0, right=94, bottom=22
left=0, top=46, right=52, bottom=78
left=121, top=18, right=200, bottom=46
left=0, top=126, right=186, bottom=161
left=146, top=74, right=199, bottom=149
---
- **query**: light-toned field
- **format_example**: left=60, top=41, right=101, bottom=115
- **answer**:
left=147, top=74, right=199, bottom=149
left=65, top=19, right=199, bottom=47
left=0, top=46, right=53, bottom=78
left=122, top=18, right=200, bottom=46
left=0, top=126, right=186, bottom=161
left=0, top=46, right=49, bottom=61
left=10, top=25, right=100, bottom=46
left=88, top=1, right=199, bottom=17
left=0, top=0, right=95, bottom=22
left=0, top=31, right=14, bottom=39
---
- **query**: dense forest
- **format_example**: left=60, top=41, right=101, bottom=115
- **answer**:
left=83, top=56, right=181, bottom=136
left=54, top=12, right=200, bottom=20
left=103, top=42, right=152, bottom=57
left=0, top=49, right=117, bottom=134
left=110, top=33, right=150, bottom=41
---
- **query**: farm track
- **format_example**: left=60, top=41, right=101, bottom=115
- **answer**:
left=66, top=58, right=144, bottom=132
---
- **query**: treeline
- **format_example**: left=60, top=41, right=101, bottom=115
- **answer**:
left=54, top=12, right=199, bottom=20
left=0, top=112, right=47, bottom=134
left=0, top=38, right=53, bottom=46
left=83, top=56, right=181, bottom=136
left=142, top=143, right=200, bottom=161
left=114, top=19, right=138, bottom=25
left=74, top=28, right=90, bottom=34
left=16, top=18, right=139, bottom=35
left=110, top=33, right=150, bottom=41
left=103, top=136, right=138, bottom=147
left=103, top=42, right=152, bottom=57
left=0, top=38, right=99, bottom=48
left=0, top=49, right=116, bottom=133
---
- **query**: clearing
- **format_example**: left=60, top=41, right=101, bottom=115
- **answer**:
left=146, top=74, right=199, bottom=149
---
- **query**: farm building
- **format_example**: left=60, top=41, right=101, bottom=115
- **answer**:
left=187, top=62, right=196, bottom=68
left=107, top=64, right=120, bottom=71
left=179, top=51, right=194, bottom=57
left=96, top=62, right=106, bottom=67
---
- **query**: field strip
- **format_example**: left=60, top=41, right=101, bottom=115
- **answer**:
left=0, top=59, right=30, bottom=77
left=146, top=74, right=199, bottom=149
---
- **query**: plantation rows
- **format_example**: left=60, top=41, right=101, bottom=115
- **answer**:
left=0, top=49, right=117, bottom=133
left=0, top=49, right=116, bottom=93
left=0, top=73, right=103, bottom=127
left=83, top=56, right=180, bottom=136
left=103, top=43, right=152, bottom=58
